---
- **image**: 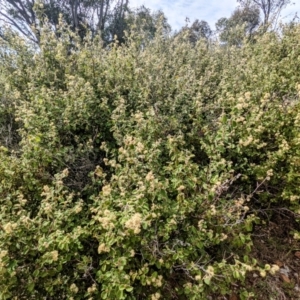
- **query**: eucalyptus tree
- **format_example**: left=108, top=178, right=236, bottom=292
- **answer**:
left=0, top=0, right=129, bottom=44
left=175, top=19, right=212, bottom=47
left=216, top=3, right=260, bottom=45
left=124, top=6, right=171, bottom=43
left=237, top=0, right=292, bottom=25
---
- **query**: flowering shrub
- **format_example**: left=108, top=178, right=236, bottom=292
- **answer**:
left=0, top=21, right=299, bottom=299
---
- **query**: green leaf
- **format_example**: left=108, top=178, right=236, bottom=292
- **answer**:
left=27, top=282, right=35, bottom=292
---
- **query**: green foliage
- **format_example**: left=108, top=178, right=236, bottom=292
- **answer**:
left=237, top=0, right=292, bottom=26
left=178, top=19, right=212, bottom=45
left=124, top=6, right=171, bottom=42
left=0, top=19, right=300, bottom=299
left=0, top=0, right=131, bottom=44
left=216, top=4, right=260, bottom=45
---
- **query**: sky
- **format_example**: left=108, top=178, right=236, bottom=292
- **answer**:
left=129, top=0, right=300, bottom=31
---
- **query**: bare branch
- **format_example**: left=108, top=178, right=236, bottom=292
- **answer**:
left=0, top=11, right=37, bottom=43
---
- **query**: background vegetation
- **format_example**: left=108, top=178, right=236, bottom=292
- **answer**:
left=0, top=0, right=299, bottom=299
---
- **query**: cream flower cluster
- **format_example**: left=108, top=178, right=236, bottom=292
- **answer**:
left=125, top=213, right=142, bottom=234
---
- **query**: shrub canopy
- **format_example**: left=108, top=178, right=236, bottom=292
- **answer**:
left=0, top=21, right=300, bottom=299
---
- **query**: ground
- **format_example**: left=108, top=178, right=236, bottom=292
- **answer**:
left=227, top=209, right=300, bottom=300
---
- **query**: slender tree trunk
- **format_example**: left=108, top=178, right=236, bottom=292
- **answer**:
left=70, top=0, right=79, bottom=29
left=99, top=0, right=104, bottom=31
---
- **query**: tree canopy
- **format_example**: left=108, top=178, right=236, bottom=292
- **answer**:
left=237, top=0, right=292, bottom=25
left=216, top=4, right=260, bottom=45
left=0, top=0, right=130, bottom=44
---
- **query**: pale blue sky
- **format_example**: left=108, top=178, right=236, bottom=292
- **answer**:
left=130, top=0, right=300, bottom=31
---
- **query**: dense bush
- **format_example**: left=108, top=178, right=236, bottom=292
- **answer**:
left=0, top=21, right=300, bottom=299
